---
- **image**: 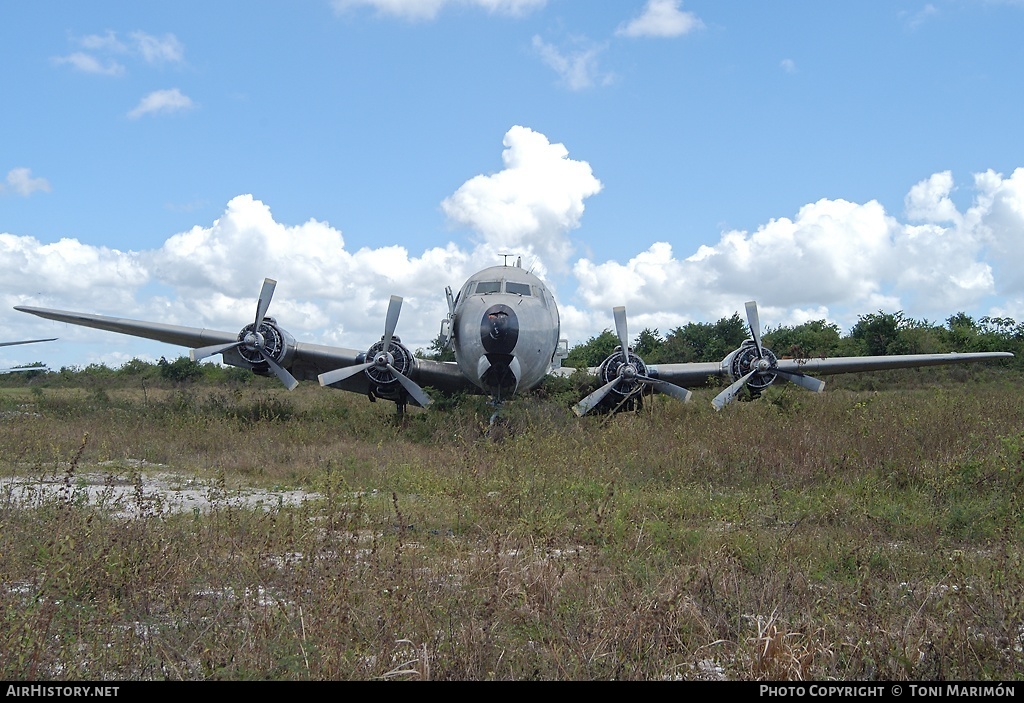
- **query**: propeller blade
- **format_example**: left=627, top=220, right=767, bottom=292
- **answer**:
left=745, top=300, right=764, bottom=358
left=775, top=369, right=826, bottom=393
left=259, top=350, right=299, bottom=391
left=712, top=370, right=756, bottom=411
left=386, top=363, right=432, bottom=407
left=383, top=295, right=403, bottom=352
left=255, top=278, right=277, bottom=328
left=613, top=306, right=630, bottom=359
left=573, top=376, right=623, bottom=417
left=638, top=376, right=693, bottom=403
left=318, top=362, right=374, bottom=387
left=191, top=340, right=243, bottom=362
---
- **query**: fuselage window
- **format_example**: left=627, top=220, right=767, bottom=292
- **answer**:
left=476, top=281, right=502, bottom=295
left=505, top=282, right=532, bottom=296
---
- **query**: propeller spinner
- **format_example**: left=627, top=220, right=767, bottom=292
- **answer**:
left=317, top=295, right=432, bottom=408
left=573, top=306, right=692, bottom=417
left=711, top=301, right=825, bottom=411
left=190, top=278, right=299, bottom=390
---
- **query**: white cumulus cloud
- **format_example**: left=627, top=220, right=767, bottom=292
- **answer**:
left=127, top=88, right=195, bottom=119
left=2, top=168, right=51, bottom=197
left=441, top=125, right=603, bottom=271
left=532, top=36, right=613, bottom=91
left=53, top=30, right=185, bottom=76
left=50, top=52, right=126, bottom=76
left=332, top=0, right=546, bottom=21
left=130, top=31, right=185, bottom=64
left=905, top=170, right=962, bottom=225
left=616, top=0, right=704, bottom=38
left=571, top=169, right=1024, bottom=339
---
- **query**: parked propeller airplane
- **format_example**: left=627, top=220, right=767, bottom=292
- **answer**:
left=14, top=259, right=1014, bottom=414
left=0, top=337, right=56, bottom=374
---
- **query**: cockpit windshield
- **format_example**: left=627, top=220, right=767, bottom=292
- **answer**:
left=474, top=280, right=534, bottom=296
left=475, top=281, right=501, bottom=294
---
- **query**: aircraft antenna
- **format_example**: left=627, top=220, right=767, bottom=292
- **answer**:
left=500, top=253, right=514, bottom=267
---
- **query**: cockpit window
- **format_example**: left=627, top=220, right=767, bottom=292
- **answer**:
left=505, top=282, right=532, bottom=296
left=476, top=281, right=502, bottom=294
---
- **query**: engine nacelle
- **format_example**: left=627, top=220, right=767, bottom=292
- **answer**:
left=722, top=340, right=779, bottom=393
left=222, top=317, right=297, bottom=376
left=596, top=347, right=647, bottom=396
left=586, top=346, right=649, bottom=412
left=366, top=336, right=414, bottom=385
left=357, top=335, right=422, bottom=405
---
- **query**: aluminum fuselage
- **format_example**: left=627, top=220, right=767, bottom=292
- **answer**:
left=450, top=264, right=562, bottom=399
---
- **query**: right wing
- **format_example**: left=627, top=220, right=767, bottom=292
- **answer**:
left=15, top=297, right=478, bottom=403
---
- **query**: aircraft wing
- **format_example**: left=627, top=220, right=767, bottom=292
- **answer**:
left=281, top=341, right=476, bottom=394
left=552, top=361, right=726, bottom=388
left=0, top=338, right=56, bottom=348
left=15, top=306, right=241, bottom=351
left=647, top=351, right=1014, bottom=389
left=774, top=352, right=1015, bottom=377
left=13, top=305, right=478, bottom=397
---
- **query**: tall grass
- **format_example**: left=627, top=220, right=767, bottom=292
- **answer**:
left=1, top=374, right=1022, bottom=680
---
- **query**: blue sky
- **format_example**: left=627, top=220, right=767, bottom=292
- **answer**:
left=3, top=0, right=1024, bottom=370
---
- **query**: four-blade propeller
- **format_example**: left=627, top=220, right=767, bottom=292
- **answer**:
left=711, top=300, right=825, bottom=411
left=190, top=278, right=299, bottom=390
left=573, top=306, right=692, bottom=417
left=317, top=295, right=432, bottom=408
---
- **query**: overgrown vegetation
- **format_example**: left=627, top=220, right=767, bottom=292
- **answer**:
left=1, top=360, right=1022, bottom=680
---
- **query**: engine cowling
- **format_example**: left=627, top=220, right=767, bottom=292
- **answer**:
left=316, top=295, right=432, bottom=410
left=361, top=335, right=416, bottom=393
left=222, top=317, right=296, bottom=376
left=597, top=348, right=648, bottom=399
left=723, top=340, right=779, bottom=394
left=711, top=301, right=826, bottom=411
left=572, top=306, right=692, bottom=417
left=189, top=278, right=300, bottom=390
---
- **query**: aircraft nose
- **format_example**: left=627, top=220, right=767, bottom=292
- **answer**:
left=480, top=304, right=519, bottom=354
left=478, top=304, right=521, bottom=394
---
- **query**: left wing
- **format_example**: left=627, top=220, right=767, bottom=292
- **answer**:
left=652, top=350, right=1014, bottom=408
left=567, top=301, right=1015, bottom=415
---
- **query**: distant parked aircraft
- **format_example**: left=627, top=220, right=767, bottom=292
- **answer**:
left=0, top=337, right=56, bottom=374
